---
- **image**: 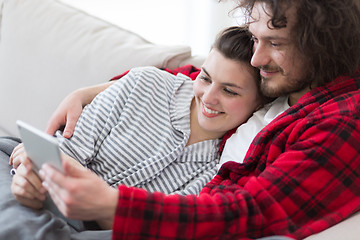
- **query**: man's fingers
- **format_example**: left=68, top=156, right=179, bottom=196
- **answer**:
left=45, top=121, right=62, bottom=136
left=62, top=118, right=77, bottom=138
left=40, top=165, right=71, bottom=216
left=40, top=164, right=69, bottom=196
left=46, top=110, right=66, bottom=136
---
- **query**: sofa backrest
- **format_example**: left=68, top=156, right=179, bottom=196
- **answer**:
left=0, top=0, right=203, bottom=136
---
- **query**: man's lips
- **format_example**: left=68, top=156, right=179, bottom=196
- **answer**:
left=260, top=69, right=280, bottom=78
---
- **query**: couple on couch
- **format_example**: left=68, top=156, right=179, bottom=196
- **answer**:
left=2, top=0, right=360, bottom=239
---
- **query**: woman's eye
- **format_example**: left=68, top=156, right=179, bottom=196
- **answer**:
left=223, top=88, right=238, bottom=96
left=200, top=75, right=211, bottom=83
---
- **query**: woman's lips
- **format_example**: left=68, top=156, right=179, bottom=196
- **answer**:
left=201, top=103, right=223, bottom=118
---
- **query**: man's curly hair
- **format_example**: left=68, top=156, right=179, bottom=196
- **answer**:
left=230, top=0, right=360, bottom=86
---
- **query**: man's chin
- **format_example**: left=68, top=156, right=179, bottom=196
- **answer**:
left=261, top=89, right=283, bottom=98
left=260, top=72, right=313, bottom=98
left=260, top=78, right=284, bottom=98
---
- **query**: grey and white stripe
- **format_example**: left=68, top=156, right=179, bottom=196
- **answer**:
left=57, top=67, right=220, bottom=195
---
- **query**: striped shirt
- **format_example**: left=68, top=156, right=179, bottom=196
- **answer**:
left=57, top=67, right=220, bottom=195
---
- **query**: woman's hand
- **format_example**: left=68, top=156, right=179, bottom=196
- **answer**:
left=40, top=157, right=118, bottom=229
left=9, top=143, right=25, bottom=167
left=10, top=146, right=47, bottom=209
left=46, top=82, right=115, bottom=138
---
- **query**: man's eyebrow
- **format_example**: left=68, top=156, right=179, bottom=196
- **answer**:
left=261, top=35, right=289, bottom=41
left=249, top=29, right=289, bottom=42
left=251, top=32, right=289, bottom=41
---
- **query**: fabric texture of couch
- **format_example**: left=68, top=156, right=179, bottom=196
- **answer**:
left=0, top=0, right=204, bottom=137
left=0, top=0, right=358, bottom=238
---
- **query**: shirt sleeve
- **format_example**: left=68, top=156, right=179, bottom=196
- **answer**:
left=112, top=109, right=360, bottom=239
left=57, top=70, right=138, bottom=165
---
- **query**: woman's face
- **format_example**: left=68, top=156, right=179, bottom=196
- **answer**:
left=192, top=48, right=261, bottom=138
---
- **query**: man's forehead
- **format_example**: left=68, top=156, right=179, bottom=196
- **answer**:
left=248, top=2, right=297, bottom=32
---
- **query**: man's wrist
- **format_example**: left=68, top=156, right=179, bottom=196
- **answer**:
left=97, top=187, right=119, bottom=229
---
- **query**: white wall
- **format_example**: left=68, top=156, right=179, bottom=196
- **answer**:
left=60, top=0, right=244, bottom=56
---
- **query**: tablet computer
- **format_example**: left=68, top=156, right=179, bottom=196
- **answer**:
left=16, top=120, right=63, bottom=174
left=16, top=120, right=84, bottom=231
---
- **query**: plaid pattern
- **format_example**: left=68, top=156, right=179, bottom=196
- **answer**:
left=110, top=64, right=200, bottom=81
left=113, top=69, right=360, bottom=240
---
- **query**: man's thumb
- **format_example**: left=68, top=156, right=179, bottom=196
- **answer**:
left=62, top=120, right=76, bottom=138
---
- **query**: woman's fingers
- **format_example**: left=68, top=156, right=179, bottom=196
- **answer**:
left=15, top=195, right=44, bottom=210
left=11, top=163, right=46, bottom=203
left=9, top=143, right=24, bottom=166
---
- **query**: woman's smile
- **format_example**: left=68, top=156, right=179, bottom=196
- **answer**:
left=201, top=102, right=223, bottom=118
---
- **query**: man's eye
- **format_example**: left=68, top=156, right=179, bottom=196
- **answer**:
left=271, top=42, right=281, bottom=47
left=251, top=35, right=258, bottom=42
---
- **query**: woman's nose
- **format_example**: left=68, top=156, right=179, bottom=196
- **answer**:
left=202, top=86, right=219, bottom=105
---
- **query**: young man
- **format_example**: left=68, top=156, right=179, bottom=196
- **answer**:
left=11, top=0, right=360, bottom=239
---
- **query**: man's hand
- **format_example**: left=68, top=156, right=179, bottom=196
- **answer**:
left=45, top=90, right=84, bottom=138
left=46, top=81, right=115, bottom=138
left=40, top=158, right=118, bottom=229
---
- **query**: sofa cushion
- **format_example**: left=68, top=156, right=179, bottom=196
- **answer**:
left=0, top=0, right=192, bottom=136
left=304, top=211, right=360, bottom=240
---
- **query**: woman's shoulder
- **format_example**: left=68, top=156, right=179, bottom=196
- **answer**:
left=128, top=66, right=169, bottom=77
left=129, top=66, right=191, bottom=86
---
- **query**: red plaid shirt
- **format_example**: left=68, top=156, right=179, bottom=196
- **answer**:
left=112, top=69, right=360, bottom=240
left=110, top=64, right=200, bottom=81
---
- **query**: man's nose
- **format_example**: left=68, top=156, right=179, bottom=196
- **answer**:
left=251, top=43, right=271, bottom=68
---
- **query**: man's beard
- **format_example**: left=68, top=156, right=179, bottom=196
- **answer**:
left=259, top=67, right=312, bottom=98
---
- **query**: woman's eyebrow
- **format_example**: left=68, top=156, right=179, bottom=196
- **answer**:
left=223, top=82, right=244, bottom=89
left=202, top=67, right=211, bottom=77
left=203, top=67, right=243, bottom=89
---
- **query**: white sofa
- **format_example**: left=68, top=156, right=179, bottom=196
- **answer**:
left=0, top=0, right=358, bottom=239
left=0, top=0, right=204, bottom=137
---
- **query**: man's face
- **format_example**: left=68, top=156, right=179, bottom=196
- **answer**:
left=249, top=2, right=310, bottom=100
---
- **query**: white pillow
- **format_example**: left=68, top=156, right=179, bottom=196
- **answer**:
left=0, top=0, right=192, bottom=136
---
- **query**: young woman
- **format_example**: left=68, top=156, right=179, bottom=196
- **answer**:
left=10, top=26, right=263, bottom=228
